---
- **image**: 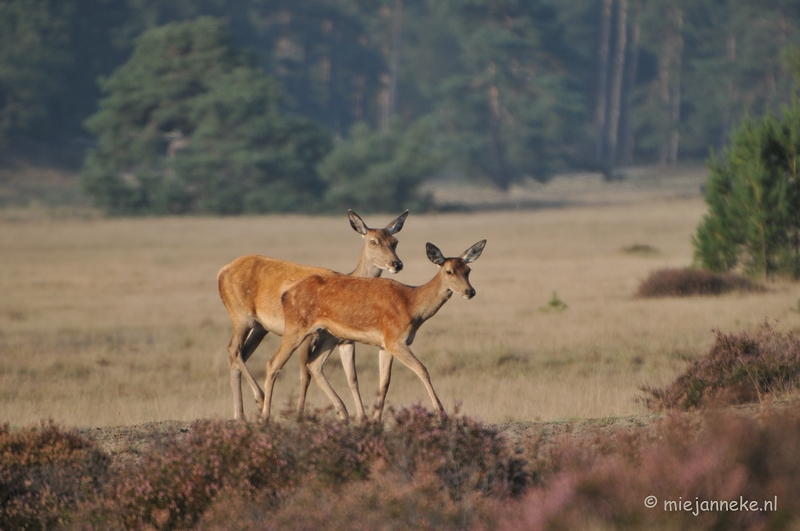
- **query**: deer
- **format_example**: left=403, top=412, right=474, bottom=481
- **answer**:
left=217, top=210, right=408, bottom=420
left=259, top=239, right=487, bottom=422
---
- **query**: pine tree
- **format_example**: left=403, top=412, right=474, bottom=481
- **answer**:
left=81, top=17, right=331, bottom=215
left=694, top=99, right=800, bottom=278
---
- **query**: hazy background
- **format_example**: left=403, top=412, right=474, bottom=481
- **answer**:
left=1, top=0, right=800, bottom=214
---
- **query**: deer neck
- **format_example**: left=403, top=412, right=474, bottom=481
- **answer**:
left=410, top=271, right=453, bottom=324
left=349, top=253, right=384, bottom=279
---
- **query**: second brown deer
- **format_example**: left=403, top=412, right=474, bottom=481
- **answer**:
left=217, top=210, right=407, bottom=420
left=260, top=240, right=486, bottom=422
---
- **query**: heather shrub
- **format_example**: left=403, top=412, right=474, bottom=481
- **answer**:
left=0, top=421, right=109, bottom=531
left=641, top=323, right=800, bottom=411
left=76, top=420, right=302, bottom=530
left=501, top=408, right=800, bottom=530
left=636, top=267, right=765, bottom=298
left=198, top=468, right=497, bottom=531
left=73, top=408, right=523, bottom=530
left=385, top=406, right=528, bottom=499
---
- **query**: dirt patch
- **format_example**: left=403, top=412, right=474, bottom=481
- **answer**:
left=77, top=421, right=195, bottom=464
left=78, top=414, right=664, bottom=466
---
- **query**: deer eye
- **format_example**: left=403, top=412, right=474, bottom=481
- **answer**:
left=446, top=270, right=453, bottom=275
left=370, top=239, right=378, bottom=246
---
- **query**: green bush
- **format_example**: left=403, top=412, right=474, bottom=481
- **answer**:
left=319, top=119, right=441, bottom=213
left=81, top=17, right=331, bottom=215
left=693, top=99, right=800, bottom=278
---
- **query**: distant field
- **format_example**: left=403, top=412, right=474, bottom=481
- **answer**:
left=2, top=166, right=799, bottom=427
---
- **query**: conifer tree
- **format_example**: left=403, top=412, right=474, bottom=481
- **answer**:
left=694, top=100, right=800, bottom=278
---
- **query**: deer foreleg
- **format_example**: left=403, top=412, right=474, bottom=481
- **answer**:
left=338, top=341, right=368, bottom=422
left=305, top=334, right=349, bottom=421
left=390, top=342, right=445, bottom=418
left=262, top=330, right=306, bottom=422
left=373, top=349, right=394, bottom=422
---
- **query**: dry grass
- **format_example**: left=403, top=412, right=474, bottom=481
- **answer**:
left=2, top=167, right=800, bottom=427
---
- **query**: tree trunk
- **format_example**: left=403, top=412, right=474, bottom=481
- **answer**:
left=720, top=35, right=736, bottom=149
left=667, top=7, right=683, bottom=163
left=620, top=0, right=641, bottom=166
left=488, top=81, right=511, bottom=191
left=606, top=0, right=628, bottom=167
left=595, top=0, right=613, bottom=163
left=379, top=0, right=403, bottom=132
left=388, top=0, right=403, bottom=120
left=658, top=6, right=683, bottom=165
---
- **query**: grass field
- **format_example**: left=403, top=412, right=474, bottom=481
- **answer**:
left=2, top=166, right=799, bottom=427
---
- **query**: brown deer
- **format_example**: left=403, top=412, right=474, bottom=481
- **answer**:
left=217, top=210, right=408, bottom=420
left=260, top=240, right=486, bottom=422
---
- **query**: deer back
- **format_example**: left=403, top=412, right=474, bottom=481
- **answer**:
left=218, top=255, right=337, bottom=335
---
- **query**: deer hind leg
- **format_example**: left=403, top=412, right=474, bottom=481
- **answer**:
left=295, top=333, right=321, bottom=418
left=338, top=341, right=368, bottom=422
left=262, top=328, right=309, bottom=422
left=372, top=349, right=394, bottom=422
left=305, top=334, right=349, bottom=421
left=227, top=321, right=267, bottom=420
left=389, top=342, right=445, bottom=418
left=240, top=323, right=267, bottom=409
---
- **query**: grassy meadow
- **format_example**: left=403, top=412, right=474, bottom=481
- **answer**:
left=2, top=167, right=800, bottom=428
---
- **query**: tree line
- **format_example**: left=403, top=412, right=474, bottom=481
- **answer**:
left=2, top=0, right=800, bottom=214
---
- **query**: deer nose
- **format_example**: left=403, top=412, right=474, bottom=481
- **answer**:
left=391, top=260, right=403, bottom=272
left=466, top=288, right=476, bottom=299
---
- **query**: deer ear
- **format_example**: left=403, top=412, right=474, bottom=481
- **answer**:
left=348, top=210, right=369, bottom=235
left=385, top=210, right=409, bottom=235
left=461, top=239, right=486, bottom=263
left=426, top=242, right=446, bottom=265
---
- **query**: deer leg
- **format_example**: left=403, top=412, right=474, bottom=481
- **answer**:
left=227, top=321, right=265, bottom=420
left=389, top=342, right=445, bottom=418
left=239, top=323, right=267, bottom=409
left=262, top=329, right=308, bottom=422
left=306, top=335, right=349, bottom=421
left=295, top=334, right=320, bottom=418
left=373, top=349, right=394, bottom=422
left=338, top=341, right=368, bottom=422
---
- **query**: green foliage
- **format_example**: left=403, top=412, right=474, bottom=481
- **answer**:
left=319, top=119, right=440, bottom=213
left=693, top=99, right=800, bottom=278
left=431, top=0, right=589, bottom=188
left=539, top=291, right=568, bottom=312
left=0, top=0, right=70, bottom=147
left=5, top=1, right=800, bottom=201
left=81, top=17, right=332, bottom=215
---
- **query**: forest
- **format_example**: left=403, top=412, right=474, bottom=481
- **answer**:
left=2, top=0, right=800, bottom=213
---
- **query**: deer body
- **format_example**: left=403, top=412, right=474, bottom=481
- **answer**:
left=261, top=240, right=486, bottom=422
left=217, top=210, right=407, bottom=420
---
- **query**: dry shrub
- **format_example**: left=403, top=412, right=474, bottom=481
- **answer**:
left=198, top=468, right=497, bottom=531
left=385, top=405, right=528, bottom=500
left=0, top=421, right=109, bottom=531
left=71, top=407, right=525, bottom=530
left=500, top=407, right=800, bottom=530
left=75, top=420, right=310, bottom=530
left=636, top=267, right=765, bottom=298
left=641, top=322, right=800, bottom=411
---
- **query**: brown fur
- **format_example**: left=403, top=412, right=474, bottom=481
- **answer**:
left=261, top=240, right=486, bottom=422
left=217, top=210, right=408, bottom=420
